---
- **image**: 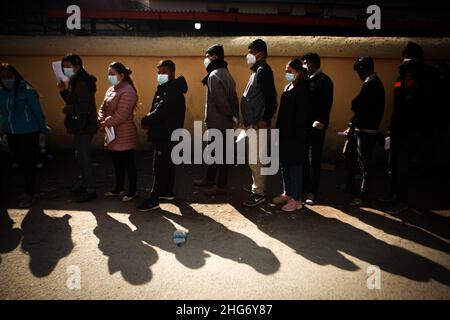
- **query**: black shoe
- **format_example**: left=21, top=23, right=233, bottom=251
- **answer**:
left=385, top=202, right=409, bottom=214
left=243, top=193, right=266, bottom=207
left=71, top=185, right=86, bottom=195
left=137, top=198, right=160, bottom=212
left=76, top=191, right=97, bottom=203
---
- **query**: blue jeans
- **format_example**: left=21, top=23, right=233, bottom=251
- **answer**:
left=281, top=164, right=303, bottom=201
left=74, top=134, right=95, bottom=192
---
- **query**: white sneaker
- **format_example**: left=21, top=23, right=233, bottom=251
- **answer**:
left=122, top=195, right=137, bottom=202
left=305, top=193, right=315, bottom=205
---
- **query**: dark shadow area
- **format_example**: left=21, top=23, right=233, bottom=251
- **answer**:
left=94, top=211, right=158, bottom=285
left=20, top=208, right=73, bottom=277
left=129, top=201, right=281, bottom=275
left=0, top=206, right=23, bottom=257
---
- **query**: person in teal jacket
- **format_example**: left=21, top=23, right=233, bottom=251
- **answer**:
left=0, top=63, right=48, bottom=208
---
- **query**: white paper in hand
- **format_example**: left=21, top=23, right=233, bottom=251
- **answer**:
left=105, top=126, right=115, bottom=145
left=236, top=129, right=247, bottom=143
left=52, top=61, right=69, bottom=83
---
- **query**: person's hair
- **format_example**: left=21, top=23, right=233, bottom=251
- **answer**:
left=157, top=60, right=176, bottom=72
left=248, top=39, right=268, bottom=57
left=0, top=63, right=38, bottom=110
left=206, top=44, right=225, bottom=60
left=109, top=61, right=139, bottom=109
left=288, top=58, right=304, bottom=72
left=301, top=52, right=321, bottom=68
left=61, top=53, right=97, bottom=92
left=354, top=56, right=374, bottom=72
left=402, top=41, right=423, bottom=61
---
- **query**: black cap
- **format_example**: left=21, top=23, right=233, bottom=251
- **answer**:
left=206, top=44, right=225, bottom=59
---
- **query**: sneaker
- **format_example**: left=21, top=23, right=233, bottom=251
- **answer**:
left=122, top=195, right=136, bottom=202
left=70, top=185, right=86, bottom=195
left=18, top=194, right=35, bottom=208
left=378, top=194, right=395, bottom=204
left=137, top=198, right=160, bottom=212
left=204, top=186, right=228, bottom=196
left=385, top=202, right=409, bottom=214
left=243, top=186, right=266, bottom=196
left=159, top=194, right=175, bottom=201
left=243, top=193, right=266, bottom=207
left=76, top=192, right=97, bottom=203
left=281, top=199, right=303, bottom=212
left=305, top=193, right=316, bottom=205
left=192, top=178, right=214, bottom=187
left=104, top=190, right=126, bottom=197
left=272, top=193, right=291, bottom=204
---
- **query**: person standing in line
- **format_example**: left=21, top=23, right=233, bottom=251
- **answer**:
left=98, top=62, right=138, bottom=202
left=0, top=63, right=48, bottom=208
left=301, top=53, right=334, bottom=205
left=58, top=53, right=98, bottom=203
left=138, top=60, right=188, bottom=212
left=193, top=44, right=239, bottom=196
left=241, top=39, right=277, bottom=207
left=273, top=59, right=311, bottom=212
left=342, top=57, right=385, bottom=206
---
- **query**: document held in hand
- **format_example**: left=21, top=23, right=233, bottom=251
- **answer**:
left=52, top=61, right=69, bottom=83
left=105, top=126, right=115, bottom=145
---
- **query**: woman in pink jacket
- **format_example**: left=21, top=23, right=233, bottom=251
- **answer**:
left=98, top=62, right=138, bottom=202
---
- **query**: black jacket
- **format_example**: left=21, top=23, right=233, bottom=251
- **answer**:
left=307, top=71, right=334, bottom=129
left=350, top=74, right=385, bottom=131
left=141, top=76, right=188, bottom=143
left=241, top=60, right=277, bottom=126
left=276, top=80, right=311, bottom=165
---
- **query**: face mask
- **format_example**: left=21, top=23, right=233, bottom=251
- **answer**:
left=303, top=64, right=309, bottom=73
left=1, top=78, right=15, bottom=89
left=246, top=53, right=256, bottom=65
left=108, top=75, right=119, bottom=86
left=285, top=73, right=295, bottom=82
left=204, top=57, right=211, bottom=69
left=63, top=68, right=76, bottom=78
left=157, top=74, right=169, bottom=85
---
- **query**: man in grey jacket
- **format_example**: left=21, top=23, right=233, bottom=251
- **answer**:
left=193, top=44, right=239, bottom=196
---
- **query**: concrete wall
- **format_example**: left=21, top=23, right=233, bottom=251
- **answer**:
left=1, top=36, right=449, bottom=158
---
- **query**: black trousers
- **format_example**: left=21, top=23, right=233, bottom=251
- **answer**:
left=110, top=150, right=137, bottom=196
left=303, top=128, right=326, bottom=198
left=205, top=128, right=228, bottom=188
left=7, top=132, right=40, bottom=197
left=149, top=143, right=175, bottom=202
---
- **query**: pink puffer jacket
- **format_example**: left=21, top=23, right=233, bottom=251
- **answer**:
left=98, top=82, right=138, bottom=151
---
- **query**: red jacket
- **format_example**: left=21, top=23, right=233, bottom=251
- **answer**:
left=98, top=82, right=138, bottom=151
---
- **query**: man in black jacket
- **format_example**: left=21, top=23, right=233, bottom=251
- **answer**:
left=138, top=60, right=188, bottom=211
left=241, top=39, right=277, bottom=207
left=301, top=53, right=334, bottom=205
left=344, top=57, right=385, bottom=206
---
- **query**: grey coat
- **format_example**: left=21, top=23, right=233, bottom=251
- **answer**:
left=205, top=68, right=239, bottom=129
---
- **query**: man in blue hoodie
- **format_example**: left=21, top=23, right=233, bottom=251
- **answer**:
left=0, top=63, right=47, bottom=208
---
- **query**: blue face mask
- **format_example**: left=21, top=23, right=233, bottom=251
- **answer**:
left=285, top=72, right=295, bottom=82
left=63, top=68, right=76, bottom=78
left=157, top=74, right=169, bottom=85
left=1, top=78, right=15, bottom=89
left=108, top=75, right=120, bottom=86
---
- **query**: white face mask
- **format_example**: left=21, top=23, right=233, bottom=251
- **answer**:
left=157, top=74, right=169, bottom=85
left=246, top=53, right=256, bottom=65
left=303, top=64, right=309, bottom=73
left=204, top=57, right=211, bottom=69
left=108, top=75, right=119, bottom=86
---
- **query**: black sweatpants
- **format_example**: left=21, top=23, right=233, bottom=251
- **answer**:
left=149, top=143, right=175, bottom=203
left=110, top=150, right=137, bottom=197
left=205, top=128, right=228, bottom=188
left=7, top=132, right=40, bottom=197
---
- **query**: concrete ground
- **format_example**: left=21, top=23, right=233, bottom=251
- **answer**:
left=0, top=149, right=449, bottom=300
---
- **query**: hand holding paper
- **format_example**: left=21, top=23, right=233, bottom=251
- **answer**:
left=52, top=61, right=69, bottom=83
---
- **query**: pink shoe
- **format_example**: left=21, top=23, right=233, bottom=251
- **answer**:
left=281, top=199, right=303, bottom=212
left=272, top=193, right=291, bottom=204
